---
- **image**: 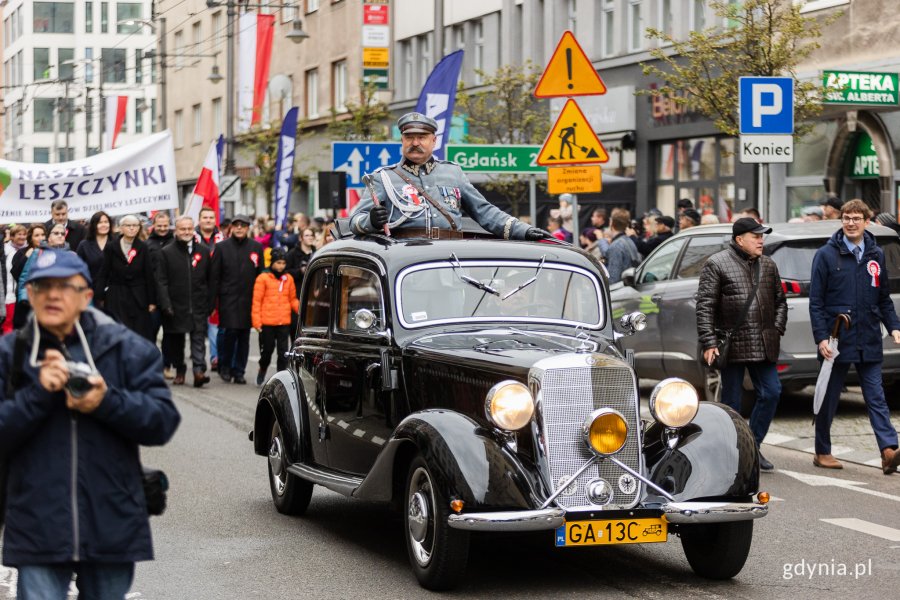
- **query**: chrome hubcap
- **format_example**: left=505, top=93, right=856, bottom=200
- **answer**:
left=269, top=425, right=286, bottom=496
left=407, top=467, right=435, bottom=567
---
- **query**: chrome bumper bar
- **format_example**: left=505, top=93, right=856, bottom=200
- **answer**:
left=447, top=501, right=767, bottom=532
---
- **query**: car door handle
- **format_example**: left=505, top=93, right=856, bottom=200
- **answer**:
left=651, top=294, right=662, bottom=304
left=284, top=349, right=303, bottom=361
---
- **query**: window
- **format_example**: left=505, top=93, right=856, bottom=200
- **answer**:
left=283, top=3, right=299, bottom=23
left=34, top=147, right=51, bottom=164
left=601, top=0, right=615, bottom=57
left=58, top=48, right=75, bottom=80
left=192, top=103, right=202, bottom=144
left=567, top=0, right=577, bottom=31
left=303, top=266, right=332, bottom=329
left=135, top=98, right=145, bottom=133
left=305, top=68, right=318, bottom=118
left=116, top=3, right=142, bottom=33
left=659, top=0, right=674, bottom=38
left=135, top=49, right=144, bottom=83
left=174, top=31, right=184, bottom=69
left=102, top=48, right=127, bottom=83
left=212, top=12, right=224, bottom=51
left=474, top=20, right=484, bottom=84
left=101, top=2, right=108, bottom=33
left=34, top=99, right=56, bottom=133
left=628, top=0, right=643, bottom=52
left=307, top=0, right=320, bottom=13
left=676, top=235, right=730, bottom=279
left=85, top=47, right=94, bottom=83
left=796, top=0, right=849, bottom=14
left=690, top=0, right=706, bottom=31
left=33, top=2, right=75, bottom=33
left=86, top=94, right=93, bottom=133
left=401, top=40, right=413, bottom=97
left=418, top=35, right=431, bottom=90
left=336, top=266, right=384, bottom=334
left=637, top=238, right=685, bottom=284
left=174, top=110, right=184, bottom=147
left=332, top=60, right=347, bottom=112
left=85, top=2, right=93, bottom=33
left=151, top=99, right=157, bottom=133
left=213, top=97, right=223, bottom=135
left=34, top=48, right=51, bottom=80
left=192, top=22, right=202, bottom=51
left=58, top=147, right=75, bottom=162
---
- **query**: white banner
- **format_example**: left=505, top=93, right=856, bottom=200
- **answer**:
left=237, top=12, right=257, bottom=133
left=0, top=131, right=178, bottom=224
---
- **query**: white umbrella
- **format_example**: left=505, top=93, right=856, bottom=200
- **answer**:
left=813, top=314, right=851, bottom=422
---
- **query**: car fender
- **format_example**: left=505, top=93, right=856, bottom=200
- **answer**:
left=353, top=410, right=541, bottom=510
left=252, top=370, right=311, bottom=465
left=643, top=402, right=759, bottom=501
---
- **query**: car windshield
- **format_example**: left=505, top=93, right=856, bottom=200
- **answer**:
left=397, top=260, right=603, bottom=328
left=770, top=237, right=900, bottom=288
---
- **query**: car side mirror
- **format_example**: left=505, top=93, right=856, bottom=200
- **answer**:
left=621, top=268, right=636, bottom=287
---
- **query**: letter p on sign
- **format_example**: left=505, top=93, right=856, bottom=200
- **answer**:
left=739, top=77, right=794, bottom=135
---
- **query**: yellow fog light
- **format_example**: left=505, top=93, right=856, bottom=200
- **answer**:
left=650, top=378, right=699, bottom=428
left=485, top=381, right=534, bottom=431
left=582, top=409, right=628, bottom=456
left=757, top=492, right=770, bottom=504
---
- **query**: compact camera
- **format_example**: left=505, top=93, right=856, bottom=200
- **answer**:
left=65, top=361, right=97, bottom=398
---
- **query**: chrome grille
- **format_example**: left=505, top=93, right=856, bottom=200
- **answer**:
left=538, top=361, right=640, bottom=510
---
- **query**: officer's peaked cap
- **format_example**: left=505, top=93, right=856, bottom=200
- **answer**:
left=398, top=112, right=438, bottom=134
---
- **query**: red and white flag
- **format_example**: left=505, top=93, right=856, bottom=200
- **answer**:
left=185, top=140, right=220, bottom=225
left=237, top=13, right=275, bottom=132
left=104, top=96, right=128, bottom=150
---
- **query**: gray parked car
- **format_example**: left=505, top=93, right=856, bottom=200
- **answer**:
left=610, top=221, right=900, bottom=406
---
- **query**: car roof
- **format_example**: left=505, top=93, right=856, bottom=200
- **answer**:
left=668, top=220, right=899, bottom=244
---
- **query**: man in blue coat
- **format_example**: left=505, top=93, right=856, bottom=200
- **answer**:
left=809, top=199, right=900, bottom=473
left=0, top=249, right=180, bottom=598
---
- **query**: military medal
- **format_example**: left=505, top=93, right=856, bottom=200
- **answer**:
left=867, top=260, right=880, bottom=287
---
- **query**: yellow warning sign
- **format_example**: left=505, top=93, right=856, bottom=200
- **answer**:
left=534, top=31, right=607, bottom=98
left=547, top=166, right=602, bottom=194
left=537, top=99, right=609, bottom=166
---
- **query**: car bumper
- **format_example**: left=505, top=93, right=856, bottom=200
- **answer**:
left=447, top=501, right=768, bottom=532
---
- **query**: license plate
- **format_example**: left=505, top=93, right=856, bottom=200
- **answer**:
left=555, top=518, right=667, bottom=547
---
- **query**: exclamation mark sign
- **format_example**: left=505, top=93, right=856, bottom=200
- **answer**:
left=566, top=48, right=574, bottom=90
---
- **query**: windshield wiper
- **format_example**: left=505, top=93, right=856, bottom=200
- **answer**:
left=449, top=253, right=499, bottom=296
left=502, top=255, right=546, bottom=300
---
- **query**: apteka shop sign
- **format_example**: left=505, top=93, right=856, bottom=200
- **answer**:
left=823, top=71, right=899, bottom=106
left=0, top=131, right=178, bottom=224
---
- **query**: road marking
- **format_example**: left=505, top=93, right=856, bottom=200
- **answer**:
left=801, top=444, right=855, bottom=456
left=781, top=469, right=900, bottom=503
left=821, top=518, right=900, bottom=542
left=763, top=432, right=795, bottom=445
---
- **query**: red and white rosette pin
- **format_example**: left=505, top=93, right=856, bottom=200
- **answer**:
left=402, top=184, right=421, bottom=205
left=867, top=260, right=880, bottom=287
left=192, top=252, right=202, bottom=268
left=126, top=248, right=137, bottom=265
left=249, top=252, right=259, bottom=268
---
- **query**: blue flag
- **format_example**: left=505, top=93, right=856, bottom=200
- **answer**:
left=415, top=50, right=464, bottom=160
left=273, top=107, right=299, bottom=230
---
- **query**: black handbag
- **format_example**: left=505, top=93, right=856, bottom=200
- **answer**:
left=707, top=261, right=761, bottom=371
left=142, top=467, right=169, bottom=516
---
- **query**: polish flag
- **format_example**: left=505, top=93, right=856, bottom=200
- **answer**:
left=104, top=96, right=128, bottom=150
left=185, top=140, right=221, bottom=225
left=237, top=13, right=275, bottom=132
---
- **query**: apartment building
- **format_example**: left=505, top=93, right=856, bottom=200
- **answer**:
left=1, top=0, right=158, bottom=163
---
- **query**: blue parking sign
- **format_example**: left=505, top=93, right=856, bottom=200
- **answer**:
left=332, top=141, right=402, bottom=188
left=739, top=77, right=794, bottom=135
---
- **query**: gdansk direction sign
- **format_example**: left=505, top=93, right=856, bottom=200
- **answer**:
left=445, top=144, right=542, bottom=174
left=823, top=71, right=899, bottom=106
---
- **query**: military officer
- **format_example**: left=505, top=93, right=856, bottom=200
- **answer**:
left=351, top=112, right=549, bottom=241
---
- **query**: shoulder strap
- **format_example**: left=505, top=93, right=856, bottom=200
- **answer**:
left=391, top=167, right=459, bottom=231
left=730, top=260, right=761, bottom=334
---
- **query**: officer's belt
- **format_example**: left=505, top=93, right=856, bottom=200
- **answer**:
left=391, top=228, right=465, bottom=240
left=392, top=167, right=460, bottom=231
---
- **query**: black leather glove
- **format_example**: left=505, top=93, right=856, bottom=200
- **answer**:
left=524, top=227, right=553, bottom=241
left=369, top=205, right=389, bottom=230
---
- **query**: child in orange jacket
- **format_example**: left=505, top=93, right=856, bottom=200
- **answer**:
left=251, top=248, right=300, bottom=385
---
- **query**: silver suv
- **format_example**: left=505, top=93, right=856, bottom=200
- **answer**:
left=610, top=221, right=900, bottom=406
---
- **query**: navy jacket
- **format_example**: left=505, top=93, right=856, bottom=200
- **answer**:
left=0, top=308, right=180, bottom=566
left=809, top=229, right=900, bottom=363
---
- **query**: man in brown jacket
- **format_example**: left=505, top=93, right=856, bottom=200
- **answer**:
left=696, top=218, right=788, bottom=471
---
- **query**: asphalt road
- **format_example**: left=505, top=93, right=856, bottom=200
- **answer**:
left=4, top=376, right=900, bottom=598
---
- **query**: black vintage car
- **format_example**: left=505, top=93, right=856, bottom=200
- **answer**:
left=250, top=233, right=769, bottom=590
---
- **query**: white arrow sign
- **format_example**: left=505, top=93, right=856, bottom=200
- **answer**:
left=780, top=469, right=900, bottom=503
left=378, top=148, right=392, bottom=167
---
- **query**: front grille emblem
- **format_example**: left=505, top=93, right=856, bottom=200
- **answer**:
left=557, top=476, right=577, bottom=496
left=618, top=474, right=637, bottom=495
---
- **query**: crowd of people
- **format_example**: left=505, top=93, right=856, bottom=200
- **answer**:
left=0, top=200, right=337, bottom=387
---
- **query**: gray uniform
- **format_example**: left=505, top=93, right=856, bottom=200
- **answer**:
left=350, top=158, right=531, bottom=240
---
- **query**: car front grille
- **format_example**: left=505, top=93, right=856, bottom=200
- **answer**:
left=536, top=358, right=641, bottom=510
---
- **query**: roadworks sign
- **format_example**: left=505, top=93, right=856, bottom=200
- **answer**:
left=534, top=31, right=607, bottom=98
left=537, top=99, right=609, bottom=166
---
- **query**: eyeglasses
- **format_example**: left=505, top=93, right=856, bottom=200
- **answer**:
left=121, top=223, right=141, bottom=228
left=50, top=231, right=66, bottom=236
left=841, top=216, right=865, bottom=224
left=29, top=280, right=90, bottom=294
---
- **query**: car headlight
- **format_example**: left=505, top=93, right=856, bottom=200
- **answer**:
left=485, top=381, right=534, bottom=431
left=650, top=378, right=699, bottom=428
left=582, top=409, right=628, bottom=456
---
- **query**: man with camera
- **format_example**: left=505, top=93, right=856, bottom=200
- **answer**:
left=0, top=249, right=180, bottom=598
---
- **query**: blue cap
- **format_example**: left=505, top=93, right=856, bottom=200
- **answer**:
left=25, top=249, right=92, bottom=285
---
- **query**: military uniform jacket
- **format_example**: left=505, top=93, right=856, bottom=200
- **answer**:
left=350, top=158, right=531, bottom=239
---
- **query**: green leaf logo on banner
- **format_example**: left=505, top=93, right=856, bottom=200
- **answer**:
left=0, top=168, right=11, bottom=194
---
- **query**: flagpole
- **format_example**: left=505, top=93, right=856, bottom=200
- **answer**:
left=225, top=0, right=236, bottom=176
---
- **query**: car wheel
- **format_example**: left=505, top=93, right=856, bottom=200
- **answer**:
left=404, top=456, right=470, bottom=591
left=268, top=420, right=313, bottom=515
left=680, top=520, right=753, bottom=579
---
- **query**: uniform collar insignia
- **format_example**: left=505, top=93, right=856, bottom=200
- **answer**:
left=402, top=157, right=436, bottom=176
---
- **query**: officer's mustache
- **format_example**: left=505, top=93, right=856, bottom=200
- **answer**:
left=408, top=146, right=424, bottom=152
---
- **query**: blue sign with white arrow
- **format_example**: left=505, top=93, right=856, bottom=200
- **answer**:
left=332, top=141, right=403, bottom=188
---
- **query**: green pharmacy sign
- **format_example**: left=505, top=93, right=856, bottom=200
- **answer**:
left=823, top=71, right=899, bottom=106
left=851, top=133, right=879, bottom=179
